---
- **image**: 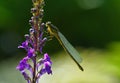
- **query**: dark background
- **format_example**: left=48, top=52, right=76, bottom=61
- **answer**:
left=0, top=0, right=120, bottom=83
left=0, top=0, right=120, bottom=59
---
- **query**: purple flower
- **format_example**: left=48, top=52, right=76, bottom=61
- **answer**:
left=43, top=53, right=52, bottom=64
left=37, top=61, right=52, bottom=79
left=16, top=56, right=33, bottom=82
left=16, top=56, right=30, bottom=71
left=27, top=48, right=35, bottom=58
left=17, top=0, right=53, bottom=83
left=37, top=53, right=52, bottom=67
left=44, top=61, right=52, bottom=74
left=37, top=53, right=52, bottom=79
left=18, top=40, right=29, bottom=51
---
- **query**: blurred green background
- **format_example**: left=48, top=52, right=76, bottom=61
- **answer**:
left=0, top=0, right=120, bottom=83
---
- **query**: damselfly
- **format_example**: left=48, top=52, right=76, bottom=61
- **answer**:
left=45, top=22, right=84, bottom=71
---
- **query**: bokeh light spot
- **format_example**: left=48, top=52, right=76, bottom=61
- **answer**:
left=76, top=0, right=105, bottom=10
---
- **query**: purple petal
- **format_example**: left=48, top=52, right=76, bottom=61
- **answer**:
left=16, top=56, right=31, bottom=72
left=44, top=62, right=52, bottom=74
left=36, top=53, right=52, bottom=79
left=27, top=48, right=35, bottom=58
left=18, top=40, right=29, bottom=51
left=44, top=53, right=52, bottom=64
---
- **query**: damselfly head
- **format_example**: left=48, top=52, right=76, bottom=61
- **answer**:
left=45, top=21, right=59, bottom=35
